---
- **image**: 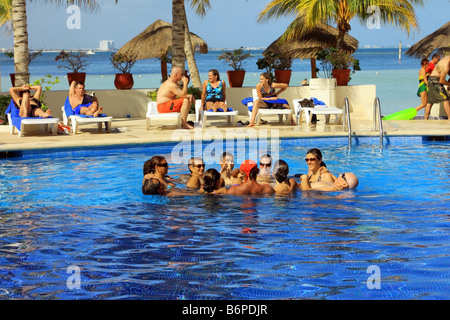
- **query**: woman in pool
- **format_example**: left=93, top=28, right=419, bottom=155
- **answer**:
left=9, top=84, right=52, bottom=118
left=199, top=169, right=227, bottom=194
left=248, top=72, right=296, bottom=127
left=142, top=156, right=175, bottom=189
left=201, top=69, right=228, bottom=112
left=273, top=160, right=298, bottom=194
left=304, top=148, right=334, bottom=183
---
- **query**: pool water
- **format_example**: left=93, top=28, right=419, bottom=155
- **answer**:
left=0, top=139, right=449, bottom=300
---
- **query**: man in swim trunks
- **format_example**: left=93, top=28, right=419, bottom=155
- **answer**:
left=69, top=81, right=103, bottom=117
left=156, top=66, right=195, bottom=129
left=299, top=172, right=358, bottom=191
left=427, top=55, right=450, bottom=120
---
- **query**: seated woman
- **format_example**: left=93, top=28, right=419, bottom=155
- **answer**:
left=9, top=84, right=52, bottom=118
left=273, top=160, right=298, bottom=194
left=199, top=169, right=227, bottom=194
left=304, top=148, right=334, bottom=183
left=201, top=69, right=228, bottom=112
left=248, top=72, right=296, bottom=127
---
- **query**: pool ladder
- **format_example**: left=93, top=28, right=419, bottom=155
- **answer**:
left=373, top=97, right=384, bottom=146
left=343, top=97, right=352, bottom=147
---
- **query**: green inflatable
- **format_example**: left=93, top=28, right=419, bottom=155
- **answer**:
left=382, top=108, right=417, bottom=120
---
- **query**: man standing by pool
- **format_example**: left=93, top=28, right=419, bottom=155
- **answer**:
left=157, top=66, right=195, bottom=129
left=427, top=55, right=450, bottom=120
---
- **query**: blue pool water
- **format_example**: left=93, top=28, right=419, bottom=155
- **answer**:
left=0, top=139, right=449, bottom=300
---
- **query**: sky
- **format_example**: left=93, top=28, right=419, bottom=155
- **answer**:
left=0, top=0, right=448, bottom=50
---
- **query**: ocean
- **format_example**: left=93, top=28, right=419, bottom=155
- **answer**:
left=0, top=48, right=423, bottom=115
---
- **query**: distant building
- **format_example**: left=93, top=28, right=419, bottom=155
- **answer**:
left=99, top=40, right=115, bottom=51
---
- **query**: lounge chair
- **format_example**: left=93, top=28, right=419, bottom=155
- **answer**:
left=62, top=97, right=112, bottom=134
left=292, top=98, right=343, bottom=126
left=195, top=100, right=238, bottom=127
left=5, top=99, right=59, bottom=137
left=146, top=101, right=181, bottom=129
left=245, top=89, right=293, bottom=125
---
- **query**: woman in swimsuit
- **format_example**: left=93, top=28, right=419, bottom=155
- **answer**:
left=9, top=84, right=52, bottom=118
left=199, top=169, right=227, bottom=194
left=142, top=156, right=175, bottom=189
left=415, top=58, right=432, bottom=119
left=248, top=72, right=296, bottom=127
left=304, top=148, right=334, bottom=183
left=201, top=69, right=228, bottom=112
left=273, top=160, right=298, bottom=194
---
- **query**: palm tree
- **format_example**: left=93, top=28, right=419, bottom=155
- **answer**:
left=8, top=0, right=98, bottom=86
left=258, top=0, right=423, bottom=52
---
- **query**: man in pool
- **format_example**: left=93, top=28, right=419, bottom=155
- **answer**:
left=156, top=66, right=195, bottom=129
left=227, top=160, right=275, bottom=195
left=427, top=55, right=450, bottom=120
left=186, top=157, right=205, bottom=189
left=219, top=152, right=239, bottom=186
left=68, top=81, right=103, bottom=117
left=299, top=172, right=358, bottom=191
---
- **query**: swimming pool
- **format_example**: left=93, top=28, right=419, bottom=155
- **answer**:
left=0, top=138, right=449, bottom=300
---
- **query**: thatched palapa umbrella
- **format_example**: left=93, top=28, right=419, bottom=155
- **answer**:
left=264, top=23, right=359, bottom=78
left=406, top=21, right=450, bottom=58
left=117, top=19, right=208, bottom=82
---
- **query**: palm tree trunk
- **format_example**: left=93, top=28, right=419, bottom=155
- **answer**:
left=183, top=8, right=202, bottom=87
left=172, top=0, right=186, bottom=70
left=12, top=0, right=29, bottom=86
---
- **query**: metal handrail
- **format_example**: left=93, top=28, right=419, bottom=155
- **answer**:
left=343, top=97, right=352, bottom=147
left=373, top=97, right=384, bottom=146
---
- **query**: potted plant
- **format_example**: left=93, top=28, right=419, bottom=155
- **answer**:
left=315, top=47, right=360, bottom=86
left=4, top=49, right=43, bottom=86
left=110, top=53, right=136, bottom=90
left=257, top=51, right=293, bottom=84
left=55, top=50, right=89, bottom=85
left=31, top=74, right=60, bottom=111
left=218, top=47, right=252, bottom=87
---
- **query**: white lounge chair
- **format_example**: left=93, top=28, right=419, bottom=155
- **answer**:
left=247, top=89, right=293, bottom=125
left=62, top=97, right=112, bottom=135
left=195, top=100, right=238, bottom=127
left=292, top=98, right=343, bottom=126
left=146, top=101, right=181, bottom=129
left=5, top=100, right=59, bottom=137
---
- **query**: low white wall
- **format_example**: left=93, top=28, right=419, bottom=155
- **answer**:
left=3, top=84, right=444, bottom=120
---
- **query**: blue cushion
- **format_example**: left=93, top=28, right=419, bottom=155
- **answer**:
left=6, top=99, right=54, bottom=130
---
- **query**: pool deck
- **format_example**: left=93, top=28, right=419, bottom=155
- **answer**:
left=0, top=114, right=449, bottom=153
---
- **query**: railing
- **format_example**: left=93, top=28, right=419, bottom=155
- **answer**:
left=373, top=97, right=384, bottom=146
left=343, top=97, right=352, bottom=147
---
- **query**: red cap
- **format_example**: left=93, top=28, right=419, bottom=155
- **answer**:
left=240, top=160, right=257, bottom=176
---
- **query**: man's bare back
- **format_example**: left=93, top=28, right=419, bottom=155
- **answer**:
left=430, top=55, right=450, bottom=82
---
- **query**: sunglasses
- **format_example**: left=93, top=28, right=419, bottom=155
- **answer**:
left=340, top=173, right=347, bottom=183
left=194, top=164, right=205, bottom=168
left=305, top=158, right=318, bottom=162
left=260, top=163, right=271, bottom=167
left=157, top=163, right=169, bottom=167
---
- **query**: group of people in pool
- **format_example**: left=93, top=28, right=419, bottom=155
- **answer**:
left=142, top=148, right=358, bottom=196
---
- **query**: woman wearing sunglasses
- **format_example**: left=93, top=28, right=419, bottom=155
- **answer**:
left=142, top=156, right=175, bottom=191
left=304, top=148, right=334, bottom=183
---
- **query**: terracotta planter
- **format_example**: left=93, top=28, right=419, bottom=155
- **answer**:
left=114, top=73, right=134, bottom=90
left=67, top=72, right=86, bottom=86
left=10, top=73, right=30, bottom=86
left=274, top=70, right=292, bottom=85
left=227, top=70, right=246, bottom=87
left=331, top=69, right=351, bottom=86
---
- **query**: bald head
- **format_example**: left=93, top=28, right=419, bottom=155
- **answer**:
left=344, top=172, right=358, bottom=189
left=171, top=67, right=182, bottom=77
